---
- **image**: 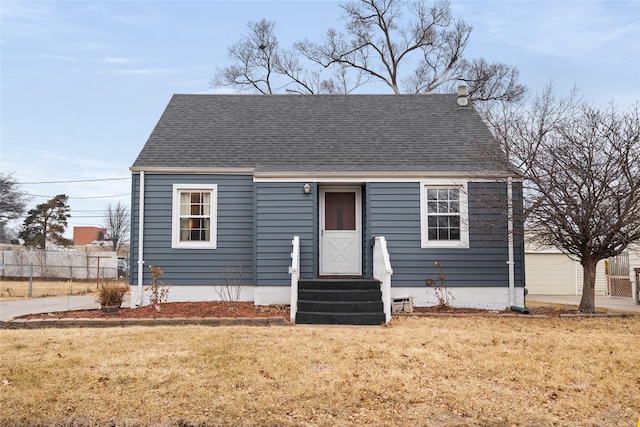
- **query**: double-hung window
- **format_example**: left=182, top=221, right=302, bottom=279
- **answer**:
left=172, top=184, right=217, bottom=249
left=420, top=180, right=469, bottom=248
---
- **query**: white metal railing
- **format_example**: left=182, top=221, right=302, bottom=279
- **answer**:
left=373, top=236, right=393, bottom=323
left=288, top=236, right=300, bottom=323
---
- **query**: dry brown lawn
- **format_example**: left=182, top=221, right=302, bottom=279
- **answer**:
left=0, top=279, right=112, bottom=299
left=1, top=317, right=639, bottom=427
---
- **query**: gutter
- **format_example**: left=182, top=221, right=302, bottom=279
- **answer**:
left=136, top=171, right=145, bottom=306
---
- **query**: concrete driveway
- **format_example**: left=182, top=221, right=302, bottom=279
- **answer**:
left=0, top=295, right=133, bottom=322
left=528, top=294, right=640, bottom=313
left=0, top=295, right=104, bottom=321
left=0, top=295, right=98, bottom=321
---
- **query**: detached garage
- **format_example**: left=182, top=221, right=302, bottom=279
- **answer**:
left=525, top=246, right=608, bottom=296
left=525, top=252, right=577, bottom=295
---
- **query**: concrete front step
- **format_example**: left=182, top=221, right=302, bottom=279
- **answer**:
left=298, top=289, right=382, bottom=302
left=296, top=278, right=385, bottom=325
left=297, top=300, right=384, bottom=313
left=298, top=279, right=380, bottom=291
left=295, top=311, right=386, bottom=325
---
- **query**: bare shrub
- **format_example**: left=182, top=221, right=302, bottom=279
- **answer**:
left=426, top=261, right=455, bottom=310
left=95, top=282, right=127, bottom=307
left=215, top=264, right=244, bottom=308
left=144, top=265, right=170, bottom=310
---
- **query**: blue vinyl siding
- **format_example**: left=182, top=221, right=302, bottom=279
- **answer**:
left=130, top=175, right=525, bottom=291
left=130, top=173, right=254, bottom=287
left=367, top=181, right=525, bottom=288
left=255, top=182, right=317, bottom=286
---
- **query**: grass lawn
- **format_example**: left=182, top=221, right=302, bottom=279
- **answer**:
left=0, top=279, right=117, bottom=299
left=1, top=316, right=639, bottom=426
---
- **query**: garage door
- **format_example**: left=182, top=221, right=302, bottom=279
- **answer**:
left=525, top=253, right=576, bottom=295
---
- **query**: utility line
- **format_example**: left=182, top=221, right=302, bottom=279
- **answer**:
left=27, top=193, right=130, bottom=199
left=18, top=177, right=130, bottom=184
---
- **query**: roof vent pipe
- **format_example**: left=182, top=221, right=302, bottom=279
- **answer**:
left=457, top=85, right=469, bottom=107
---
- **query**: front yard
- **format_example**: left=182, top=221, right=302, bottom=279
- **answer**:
left=1, top=316, right=638, bottom=426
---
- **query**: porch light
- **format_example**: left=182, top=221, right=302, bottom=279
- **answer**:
left=303, top=183, right=311, bottom=194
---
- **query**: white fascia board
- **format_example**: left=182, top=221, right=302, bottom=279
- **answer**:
left=253, top=171, right=518, bottom=183
left=128, top=167, right=521, bottom=183
left=129, top=167, right=255, bottom=174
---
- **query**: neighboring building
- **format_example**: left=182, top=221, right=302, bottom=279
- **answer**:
left=525, top=242, right=640, bottom=297
left=73, top=226, right=106, bottom=245
left=129, top=93, right=525, bottom=322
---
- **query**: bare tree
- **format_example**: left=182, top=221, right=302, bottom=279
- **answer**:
left=0, top=172, right=29, bottom=241
left=213, top=19, right=280, bottom=94
left=486, top=86, right=640, bottom=313
left=303, top=0, right=525, bottom=100
left=102, top=202, right=130, bottom=252
left=213, top=19, right=367, bottom=94
left=214, top=1, right=525, bottom=101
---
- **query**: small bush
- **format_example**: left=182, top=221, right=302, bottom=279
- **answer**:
left=145, top=265, right=170, bottom=310
left=95, top=282, right=127, bottom=306
left=215, top=264, right=244, bottom=308
left=426, top=261, right=455, bottom=310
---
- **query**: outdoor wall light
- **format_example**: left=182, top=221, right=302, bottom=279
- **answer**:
left=303, top=183, right=311, bottom=194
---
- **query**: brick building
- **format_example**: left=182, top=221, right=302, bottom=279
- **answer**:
left=73, top=226, right=106, bottom=245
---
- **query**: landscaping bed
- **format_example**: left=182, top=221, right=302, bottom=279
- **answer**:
left=19, top=301, right=290, bottom=320
left=16, top=301, right=604, bottom=322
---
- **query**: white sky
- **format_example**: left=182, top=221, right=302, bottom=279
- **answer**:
left=1, top=0, right=639, bottom=237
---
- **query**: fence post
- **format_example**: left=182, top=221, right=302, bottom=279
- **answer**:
left=28, top=264, right=33, bottom=297
left=634, top=268, right=639, bottom=305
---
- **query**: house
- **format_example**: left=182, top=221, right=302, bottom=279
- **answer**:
left=129, top=92, right=526, bottom=323
left=73, top=226, right=106, bottom=245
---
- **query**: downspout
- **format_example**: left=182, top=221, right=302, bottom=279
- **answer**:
left=507, top=177, right=515, bottom=307
left=506, top=178, right=528, bottom=314
left=136, top=171, right=145, bottom=306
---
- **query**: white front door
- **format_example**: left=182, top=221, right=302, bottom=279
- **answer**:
left=320, top=186, right=362, bottom=275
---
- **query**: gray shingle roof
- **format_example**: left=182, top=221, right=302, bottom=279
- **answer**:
left=132, top=94, right=508, bottom=174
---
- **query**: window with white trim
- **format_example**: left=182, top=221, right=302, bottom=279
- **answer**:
left=420, top=181, right=469, bottom=248
left=172, top=184, right=217, bottom=249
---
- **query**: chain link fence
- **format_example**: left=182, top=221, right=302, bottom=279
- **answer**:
left=0, top=249, right=121, bottom=281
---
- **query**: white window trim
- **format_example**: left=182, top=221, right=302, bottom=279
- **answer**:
left=420, top=179, right=469, bottom=249
left=171, top=184, right=218, bottom=249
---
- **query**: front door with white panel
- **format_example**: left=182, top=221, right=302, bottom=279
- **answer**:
left=320, top=187, right=362, bottom=275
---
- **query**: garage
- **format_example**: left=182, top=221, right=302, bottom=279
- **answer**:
left=525, top=252, right=577, bottom=295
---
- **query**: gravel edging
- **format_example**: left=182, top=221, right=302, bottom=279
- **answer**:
left=2, top=312, right=637, bottom=329
left=397, top=312, right=637, bottom=319
left=0, top=317, right=292, bottom=329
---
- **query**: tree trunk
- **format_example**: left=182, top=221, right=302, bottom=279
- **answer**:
left=579, top=258, right=598, bottom=313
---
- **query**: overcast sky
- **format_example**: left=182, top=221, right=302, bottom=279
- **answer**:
left=1, top=0, right=639, bottom=237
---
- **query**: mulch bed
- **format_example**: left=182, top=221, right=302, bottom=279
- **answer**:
left=17, top=301, right=590, bottom=321
left=20, top=302, right=290, bottom=320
